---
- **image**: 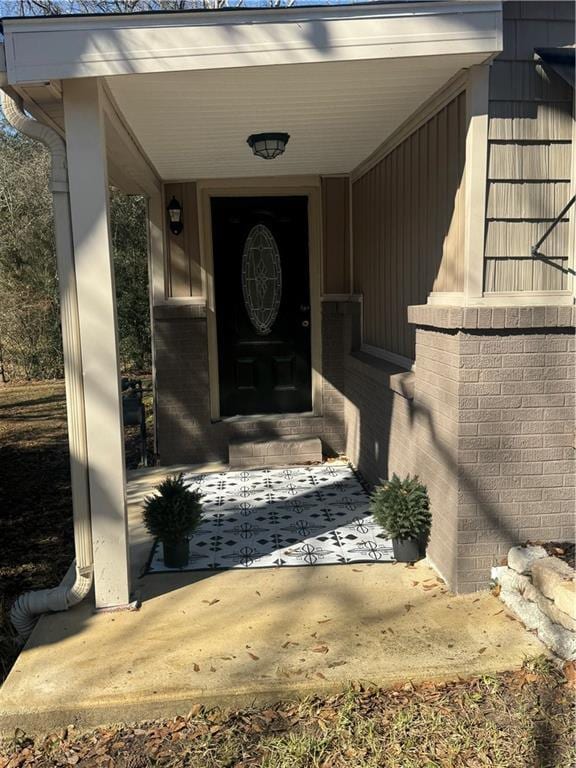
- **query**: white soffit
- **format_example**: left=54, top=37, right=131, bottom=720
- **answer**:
left=106, top=54, right=482, bottom=179
left=1, top=2, right=502, bottom=84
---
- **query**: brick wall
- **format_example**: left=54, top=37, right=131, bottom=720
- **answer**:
left=340, top=303, right=575, bottom=592
left=343, top=353, right=415, bottom=487
left=410, top=320, right=575, bottom=592
left=412, top=329, right=461, bottom=588
left=153, top=303, right=347, bottom=465
left=454, top=327, right=575, bottom=591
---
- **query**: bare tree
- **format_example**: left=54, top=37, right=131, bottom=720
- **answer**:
left=4, top=0, right=297, bottom=15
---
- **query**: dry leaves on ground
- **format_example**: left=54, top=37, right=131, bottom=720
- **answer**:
left=1, top=659, right=575, bottom=768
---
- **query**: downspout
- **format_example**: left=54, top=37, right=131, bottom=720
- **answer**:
left=1, top=91, right=94, bottom=642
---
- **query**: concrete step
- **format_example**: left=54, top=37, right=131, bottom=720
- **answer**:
left=229, top=435, right=322, bottom=469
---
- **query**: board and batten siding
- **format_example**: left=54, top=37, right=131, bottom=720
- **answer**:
left=352, top=91, right=466, bottom=361
left=484, top=1, right=575, bottom=293
left=164, top=181, right=203, bottom=298
left=322, top=176, right=350, bottom=294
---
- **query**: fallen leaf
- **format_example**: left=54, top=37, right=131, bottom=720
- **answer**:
left=478, top=647, right=487, bottom=654
left=311, top=645, right=329, bottom=654
left=192, top=663, right=200, bottom=672
left=318, top=618, right=332, bottom=624
left=202, top=599, right=220, bottom=606
left=247, top=652, right=260, bottom=661
left=563, top=660, right=576, bottom=687
left=404, top=603, right=414, bottom=613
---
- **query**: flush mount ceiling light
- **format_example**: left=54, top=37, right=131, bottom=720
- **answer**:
left=247, top=132, right=290, bottom=160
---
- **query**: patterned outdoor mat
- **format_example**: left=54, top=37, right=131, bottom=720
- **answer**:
left=146, top=464, right=394, bottom=572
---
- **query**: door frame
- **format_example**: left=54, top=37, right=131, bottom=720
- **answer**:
left=197, top=176, right=323, bottom=421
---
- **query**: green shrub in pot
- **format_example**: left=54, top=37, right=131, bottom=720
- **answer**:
left=143, top=474, right=203, bottom=568
left=370, top=474, right=431, bottom=562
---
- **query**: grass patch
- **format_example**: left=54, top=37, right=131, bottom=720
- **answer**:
left=1, top=665, right=574, bottom=767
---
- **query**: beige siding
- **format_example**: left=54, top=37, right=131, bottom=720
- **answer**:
left=352, top=92, right=466, bottom=360
left=322, top=176, right=350, bottom=294
left=164, top=181, right=203, bottom=298
left=484, top=1, right=575, bottom=293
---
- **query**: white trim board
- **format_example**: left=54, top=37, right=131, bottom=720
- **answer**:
left=2, top=2, right=503, bottom=84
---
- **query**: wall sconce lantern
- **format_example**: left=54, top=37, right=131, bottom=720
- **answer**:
left=167, top=196, right=183, bottom=235
left=247, top=132, right=290, bottom=160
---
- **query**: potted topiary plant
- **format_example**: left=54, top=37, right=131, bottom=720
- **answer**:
left=370, top=474, right=431, bottom=563
left=143, top=474, right=203, bottom=568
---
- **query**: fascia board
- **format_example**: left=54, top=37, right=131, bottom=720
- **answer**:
left=2, top=2, right=502, bottom=85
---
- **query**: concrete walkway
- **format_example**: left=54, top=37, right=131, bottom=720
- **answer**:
left=0, top=465, right=546, bottom=735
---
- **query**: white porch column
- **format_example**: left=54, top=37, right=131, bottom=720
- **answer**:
left=63, top=78, right=131, bottom=609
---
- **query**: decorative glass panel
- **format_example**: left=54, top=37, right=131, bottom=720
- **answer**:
left=241, top=224, right=282, bottom=335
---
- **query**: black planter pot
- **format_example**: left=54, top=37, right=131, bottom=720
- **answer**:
left=163, top=538, right=190, bottom=569
left=392, top=537, right=421, bottom=563
left=417, top=530, right=429, bottom=557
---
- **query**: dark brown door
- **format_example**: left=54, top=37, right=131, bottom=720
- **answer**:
left=212, top=196, right=312, bottom=417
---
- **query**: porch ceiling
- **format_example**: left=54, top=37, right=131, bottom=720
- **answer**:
left=106, top=53, right=482, bottom=179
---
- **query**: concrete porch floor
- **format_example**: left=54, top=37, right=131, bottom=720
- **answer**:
left=0, top=463, right=546, bottom=735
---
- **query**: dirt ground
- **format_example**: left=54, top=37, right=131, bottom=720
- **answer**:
left=0, top=379, right=153, bottom=682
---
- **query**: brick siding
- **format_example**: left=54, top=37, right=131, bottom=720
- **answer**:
left=340, top=306, right=575, bottom=592
left=452, top=327, right=575, bottom=592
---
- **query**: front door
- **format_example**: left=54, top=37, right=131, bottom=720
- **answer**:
left=211, top=195, right=312, bottom=417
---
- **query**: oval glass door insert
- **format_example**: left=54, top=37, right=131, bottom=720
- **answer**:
left=241, top=224, right=282, bottom=335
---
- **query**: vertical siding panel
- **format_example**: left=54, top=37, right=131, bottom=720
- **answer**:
left=375, top=162, right=383, bottom=347
left=322, top=177, right=350, bottom=295
left=457, top=92, right=466, bottom=292
left=343, top=180, right=351, bottom=292
left=389, top=152, right=396, bottom=352
left=351, top=92, right=466, bottom=359
left=407, top=133, right=415, bottom=354
left=185, top=182, right=203, bottom=297
left=321, top=177, right=330, bottom=293
left=165, top=182, right=191, bottom=298
left=366, top=172, right=373, bottom=344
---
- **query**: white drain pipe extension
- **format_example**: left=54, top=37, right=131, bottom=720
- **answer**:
left=2, top=91, right=93, bottom=641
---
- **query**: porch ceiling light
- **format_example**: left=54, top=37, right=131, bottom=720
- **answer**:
left=247, top=132, right=290, bottom=160
left=167, top=196, right=183, bottom=235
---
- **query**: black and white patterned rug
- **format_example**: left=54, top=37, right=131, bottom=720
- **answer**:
left=147, top=464, right=394, bottom=572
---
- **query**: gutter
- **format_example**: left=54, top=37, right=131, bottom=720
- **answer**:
left=1, top=91, right=94, bottom=642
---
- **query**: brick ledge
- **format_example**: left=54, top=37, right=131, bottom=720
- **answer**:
left=408, top=305, right=576, bottom=330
